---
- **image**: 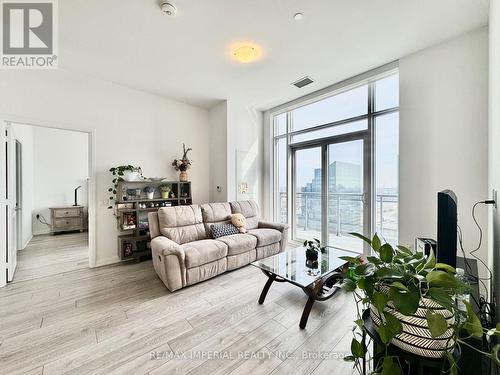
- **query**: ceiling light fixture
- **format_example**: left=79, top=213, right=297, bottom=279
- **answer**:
left=233, top=45, right=260, bottom=63
left=294, top=13, right=304, bottom=21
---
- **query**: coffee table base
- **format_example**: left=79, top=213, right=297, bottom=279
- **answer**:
left=258, top=269, right=344, bottom=329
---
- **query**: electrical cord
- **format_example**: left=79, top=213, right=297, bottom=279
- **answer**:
left=37, top=214, right=50, bottom=227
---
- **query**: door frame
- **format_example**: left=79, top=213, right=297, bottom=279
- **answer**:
left=0, top=116, right=97, bottom=280
left=289, top=130, right=372, bottom=254
left=15, top=140, right=22, bottom=251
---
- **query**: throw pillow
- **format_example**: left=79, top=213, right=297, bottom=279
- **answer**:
left=211, top=223, right=239, bottom=239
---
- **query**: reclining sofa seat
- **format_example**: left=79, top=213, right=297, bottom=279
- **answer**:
left=148, top=200, right=288, bottom=291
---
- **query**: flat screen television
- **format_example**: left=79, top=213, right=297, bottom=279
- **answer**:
left=437, top=190, right=458, bottom=268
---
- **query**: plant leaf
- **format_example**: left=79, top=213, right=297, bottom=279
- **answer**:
left=354, top=319, right=364, bottom=329
left=378, top=324, right=393, bottom=344
left=379, top=244, right=394, bottom=263
left=426, top=310, right=448, bottom=338
left=350, top=338, right=365, bottom=358
left=389, top=288, right=420, bottom=316
left=339, top=256, right=361, bottom=264
left=371, top=291, right=388, bottom=313
left=381, top=356, right=401, bottom=375
left=342, top=278, right=357, bottom=292
left=426, top=288, right=454, bottom=311
left=349, top=232, right=372, bottom=245
left=426, top=270, right=458, bottom=289
left=434, top=263, right=456, bottom=274
left=391, top=281, right=409, bottom=292
left=464, top=300, right=483, bottom=338
left=384, top=311, right=403, bottom=337
left=372, top=233, right=382, bottom=252
left=396, top=245, right=412, bottom=255
left=423, top=248, right=436, bottom=269
left=491, top=344, right=500, bottom=366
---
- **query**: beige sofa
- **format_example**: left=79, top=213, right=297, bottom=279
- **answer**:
left=148, top=200, right=289, bottom=291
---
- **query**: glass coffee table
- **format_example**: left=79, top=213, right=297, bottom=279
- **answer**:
left=252, top=246, right=358, bottom=329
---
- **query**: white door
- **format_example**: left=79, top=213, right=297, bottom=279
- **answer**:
left=5, top=123, right=17, bottom=281
left=0, top=121, right=7, bottom=287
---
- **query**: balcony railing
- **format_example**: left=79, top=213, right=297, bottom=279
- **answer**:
left=278, top=191, right=398, bottom=243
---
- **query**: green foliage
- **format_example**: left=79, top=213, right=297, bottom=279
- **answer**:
left=107, top=165, right=142, bottom=210
left=344, top=231, right=498, bottom=375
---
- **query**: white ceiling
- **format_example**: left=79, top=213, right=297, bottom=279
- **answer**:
left=60, top=0, right=489, bottom=110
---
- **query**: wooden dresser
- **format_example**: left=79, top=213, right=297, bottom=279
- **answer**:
left=49, top=206, right=85, bottom=234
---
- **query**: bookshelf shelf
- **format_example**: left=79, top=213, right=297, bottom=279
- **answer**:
left=115, top=180, right=192, bottom=262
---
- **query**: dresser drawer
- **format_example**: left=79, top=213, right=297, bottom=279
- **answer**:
left=54, top=217, right=82, bottom=229
left=54, top=208, right=81, bottom=218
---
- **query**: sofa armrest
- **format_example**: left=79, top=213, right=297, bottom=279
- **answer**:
left=151, top=236, right=186, bottom=291
left=258, top=221, right=289, bottom=251
left=258, top=221, right=289, bottom=232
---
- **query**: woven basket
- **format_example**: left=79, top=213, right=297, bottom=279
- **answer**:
left=370, top=285, right=455, bottom=358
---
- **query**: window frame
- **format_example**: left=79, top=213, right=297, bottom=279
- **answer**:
left=270, top=64, right=399, bottom=246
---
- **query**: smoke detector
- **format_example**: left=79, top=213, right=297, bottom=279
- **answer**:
left=160, top=1, right=177, bottom=16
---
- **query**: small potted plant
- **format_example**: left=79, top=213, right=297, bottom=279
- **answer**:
left=107, top=165, right=142, bottom=209
left=159, top=185, right=171, bottom=199
left=143, top=186, right=155, bottom=200
left=341, top=232, right=500, bottom=374
left=303, top=238, right=326, bottom=270
left=172, top=143, right=192, bottom=182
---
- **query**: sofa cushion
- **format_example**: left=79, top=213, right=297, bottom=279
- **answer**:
left=247, top=228, right=282, bottom=247
left=158, top=205, right=207, bottom=245
left=200, top=202, right=232, bottom=237
left=181, top=239, right=228, bottom=269
left=230, top=200, right=260, bottom=230
left=211, top=223, right=240, bottom=239
left=216, top=233, right=257, bottom=256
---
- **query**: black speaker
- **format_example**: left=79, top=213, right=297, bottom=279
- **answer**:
left=437, top=190, right=457, bottom=268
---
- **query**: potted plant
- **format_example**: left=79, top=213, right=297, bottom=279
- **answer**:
left=172, top=143, right=192, bottom=182
left=303, top=238, right=326, bottom=270
left=159, top=185, right=171, bottom=199
left=107, top=165, right=142, bottom=209
left=143, top=186, right=155, bottom=200
left=341, top=232, right=500, bottom=374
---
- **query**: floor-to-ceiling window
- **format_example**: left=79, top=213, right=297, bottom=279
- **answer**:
left=272, top=68, right=399, bottom=253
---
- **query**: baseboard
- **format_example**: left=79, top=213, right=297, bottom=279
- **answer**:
left=21, top=234, right=33, bottom=250
left=32, top=229, right=50, bottom=236
left=92, top=256, right=123, bottom=268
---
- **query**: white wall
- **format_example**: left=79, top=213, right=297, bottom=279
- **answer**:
left=489, top=3, right=500, bottom=319
left=31, top=127, right=89, bottom=235
left=10, top=123, right=34, bottom=249
left=226, top=98, right=265, bottom=214
left=0, top=69, right=210, bottom=266
left=399, top=28, right=489, bottom=288
left=208, top=101, right=228, bottom=202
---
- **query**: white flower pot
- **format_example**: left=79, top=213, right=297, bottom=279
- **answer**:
left=146, top=192, right=154, bottom=200
left=123, top=171, right=140, bottom=181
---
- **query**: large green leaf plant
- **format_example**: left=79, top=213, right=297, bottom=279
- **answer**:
left=341, top=232, right=500, bottom=375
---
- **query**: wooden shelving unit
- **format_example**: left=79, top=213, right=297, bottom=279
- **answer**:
left=115, top=180, right=192, bottom=262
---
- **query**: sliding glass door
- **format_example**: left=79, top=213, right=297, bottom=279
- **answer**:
left=292, top=134, right=370, bottom=253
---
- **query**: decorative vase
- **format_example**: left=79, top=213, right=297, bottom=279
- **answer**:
left=146, top=192, right=154, bottom=200
left=305, top=249, right=319, bottom=261
left=123, top=170, right=140, bottom=181
left=161, top=191, right=169, bottom=199
left=370, top=284, right=455, bottom=358
left=179, top=171, right=188, bottom=182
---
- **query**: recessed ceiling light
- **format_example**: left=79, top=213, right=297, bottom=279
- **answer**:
left=233, top=45, right=260, bottom=63
left=294, top=13, right=304, bottom=21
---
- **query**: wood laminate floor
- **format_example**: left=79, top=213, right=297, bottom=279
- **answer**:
left=0, top=234, right=358, bottom=375
left=14, top=232, right=89, bottom=282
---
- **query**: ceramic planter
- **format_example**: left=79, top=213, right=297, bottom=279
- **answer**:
left=123, top=170, right=140, bottom=181
left=370, top=284, right=455, bottom=358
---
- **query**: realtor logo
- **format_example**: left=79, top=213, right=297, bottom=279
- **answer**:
left=1, top=0, right=58, bottom=69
